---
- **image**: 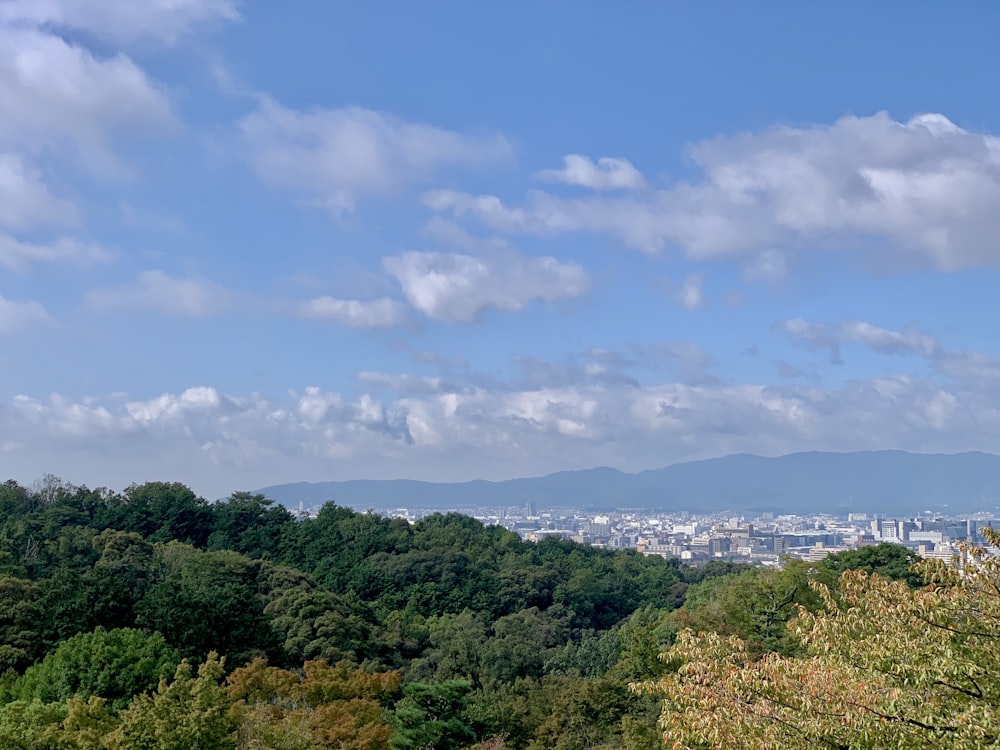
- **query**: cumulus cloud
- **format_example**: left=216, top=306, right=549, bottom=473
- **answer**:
left=239, top=99, right=512, bottom=214
left=125, top=385, right=227, bottom=425
left=383, top=250, right=588, bottom=322
left=536, top=154, right=646, bottom=190
left=299, top=296, right=407, bottom=329
left=0, top=27, right=173, bottom=167
left=5, top=369, right=1000, bottom=497
left=0, top=294, right=52, bottom=333
left=0, top=0, right=240, bottom=44
left=426, top=112, right=1000, bottom=272
left=0, top=153, right=76, bottom=229
left=0, top=9, right=181, bottom=268
left=85, top=270, right=231, bottom=316
left=0, top=234, right=111, bottom=270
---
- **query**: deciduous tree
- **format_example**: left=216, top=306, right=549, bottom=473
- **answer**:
left=643, top=536, right=1000, bottom=749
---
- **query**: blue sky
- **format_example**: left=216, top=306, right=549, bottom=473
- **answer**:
left=2, top=1, right=1000, bottom=498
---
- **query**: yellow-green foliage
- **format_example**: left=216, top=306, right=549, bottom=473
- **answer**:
left=227, top=658, right=401, bottom=750
left=642, top=533, right=1000, bottom=749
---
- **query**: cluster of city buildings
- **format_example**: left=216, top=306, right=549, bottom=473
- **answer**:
left=391, top=498, right=999, bottom=567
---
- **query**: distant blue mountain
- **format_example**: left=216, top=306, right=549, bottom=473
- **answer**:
left=255, top=450, right=1000, bottom=515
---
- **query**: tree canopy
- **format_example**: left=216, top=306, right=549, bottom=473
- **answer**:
left=0, top=474, right=980, bottom=749
left=644, top=534, right=1000, bottom=749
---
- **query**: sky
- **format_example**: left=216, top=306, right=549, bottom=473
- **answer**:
left=2, top=1, right=1000, bottom=498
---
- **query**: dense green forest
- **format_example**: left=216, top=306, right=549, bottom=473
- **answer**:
left=0, top=476, right=924, bottom=749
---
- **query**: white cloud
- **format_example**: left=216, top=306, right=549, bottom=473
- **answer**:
left=126, top=386, right=226, bottom=425
left=536, top=154, right=647, bottom=190
left=0, top=294, right=52, bottom=333
left=673, top=273, right=704, bottom=310
left=0, top=0, right=240, bottom=44
left=935, top=351, right=1000, bottom=391
left=422, top=216, right=511, bottom=254
left=0, top=27, right=173, bottom=167
left=85, top=270, right=231, bottom=316
left=0, top=153, right=76, bottom=229
left=427, top=112, right=1000, bottom=272
left=742, top=249, right=788, bottom=281
left=5, top=368, right=1000, bottom=498
left=0, top=234, right=111, bottom=270
left=383, top=250, right=588, bottom=322
left=299, top=296, right=407, bottom=328
left=0, top=14, right=179, bottom=271
left=424, top=190, right=537, bottom=231
left=239, top=99, right=512, bottom=213
left=778, top=318, right=941, bottom=359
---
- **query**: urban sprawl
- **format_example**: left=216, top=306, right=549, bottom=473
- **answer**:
left=370, top=499, right=998, bottom=567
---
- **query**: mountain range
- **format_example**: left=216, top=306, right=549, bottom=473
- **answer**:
left=255, top=450, right=1000, bottom=516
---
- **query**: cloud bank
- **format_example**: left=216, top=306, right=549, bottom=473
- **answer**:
left=427, top=113, right=1000, bottom=273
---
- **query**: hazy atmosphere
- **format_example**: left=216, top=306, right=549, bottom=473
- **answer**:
left=3, top=2, right=1000, bottom=497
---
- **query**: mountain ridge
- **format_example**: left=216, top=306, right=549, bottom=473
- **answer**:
left=255, top=450, right=1000, bottom=515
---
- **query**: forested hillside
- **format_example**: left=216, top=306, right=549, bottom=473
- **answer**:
left=0, top=477, right=938, bottom=748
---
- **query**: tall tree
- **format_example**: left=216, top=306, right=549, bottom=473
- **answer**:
left=109, top=653, right=236, bottom=750
left=643, top=536, right=1000, bottom=749
left=7, top=628, right=179, bottom=711
left=390, top=680, right=475, bottom=750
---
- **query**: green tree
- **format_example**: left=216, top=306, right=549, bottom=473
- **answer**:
left=467, top=679, right=541, bottom=749
left=390, top=680, right=475, bottom=750
left=110, top=653, right=236, bottom=750
left=670, top=561, right=818, bottom=657
left=817, top=541, right=923, bottom=588
left=208, top=492, right=293, bottom=558
left=36, top=566, right=94, bottom=647
left=0, top=576, right=43, bottom=671
left=480, top=606, right=572, bottom=683
left=526, top=676, right=630, bottom=750
left=60, top=697, right=119, bottom=750
left=85, top=530, right=155, bottom=631
left=644, top=535, right=1000, bottom=749
left=264, top=585, right=378, bottom=667
left=8, top=627, right=179, bottom=711
left=136, top=543, right=278, bottom=663
left=0, top=698, right=67, bottom=749
left=611, top=606, right=676, bottom=681
left=412, top=609, right=489, bottom=683
left=543, top=628, right=622, bottom=679
left=96, top=482, right=213, bottom=548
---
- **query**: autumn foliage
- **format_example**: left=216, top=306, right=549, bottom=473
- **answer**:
left=643, top=532, right=1000, bottom=749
